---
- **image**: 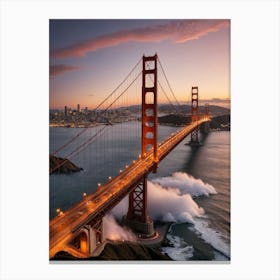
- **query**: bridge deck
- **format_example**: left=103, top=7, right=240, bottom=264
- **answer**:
left=49, top=117, right=210, bottom=258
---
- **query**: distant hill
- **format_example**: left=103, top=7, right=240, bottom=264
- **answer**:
left=102, top=104, right=229, bottom=117
left=50, top=104, right=229, bottom=118
left=209, top=114, right=230, bottom=130
left=158, top=114, right=191, bottom=125
left=158, top=113, right=230, bottom=131
left=158, top=104, right=230, bottom=117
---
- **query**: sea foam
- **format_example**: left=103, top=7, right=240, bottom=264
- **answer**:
left=109, top=171, right=229, bottom=261
left=162, top=233, right=194, bottom=261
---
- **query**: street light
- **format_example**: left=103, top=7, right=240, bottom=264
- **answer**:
left=83, top=192, right=87, bottom=198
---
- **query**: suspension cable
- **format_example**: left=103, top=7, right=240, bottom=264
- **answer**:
left=158, top=80, right=179, bottom=113
left=100, top=71, right=141, bottom=115
left=51, top=57, right=142, bottom=156
left=146, top=61, right=178, bottom=113
left=50, top=125, right=108, bottom=174
left=50, top=71, right=142, bottom=174
left=158, top=57, right=181, bottom=108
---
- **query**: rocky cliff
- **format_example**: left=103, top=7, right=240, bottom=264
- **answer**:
left=50, top=155, right=82, bottom=174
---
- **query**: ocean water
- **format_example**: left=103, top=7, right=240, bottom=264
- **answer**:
left=50, top=122, right=230, bottom=260
left=49, top=122, right=177, bottom=218
left=153, top=131, right=230, bottom=260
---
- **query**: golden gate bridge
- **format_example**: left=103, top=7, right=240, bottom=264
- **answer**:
left=49, top=54, right=211, bottom=259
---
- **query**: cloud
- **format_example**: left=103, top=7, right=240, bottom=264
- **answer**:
left=51, top=20, right=229, bottom=58
left=49, top=64, right=80, bottom=77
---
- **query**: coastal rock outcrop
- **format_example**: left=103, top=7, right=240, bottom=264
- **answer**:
left=50, top=155, right=82, bottom=174
left=51, top=242, right=171, bottom=260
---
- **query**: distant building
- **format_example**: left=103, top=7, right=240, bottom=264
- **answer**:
left=77, top=104, right=80, bottom=113
left=64, top=106, right=68, bottom=116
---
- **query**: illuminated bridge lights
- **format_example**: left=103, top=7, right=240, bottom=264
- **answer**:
left=56, top=209, right=64, bottom=216
left=49, top=117, right=210, bottom=258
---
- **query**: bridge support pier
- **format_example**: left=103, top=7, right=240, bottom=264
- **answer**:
left=190, top=127, right=200, bottom=146
left=124, top=174, right=155, bottom=238
left=72, top=219, right=104, bottom=257
left=200, top=121, right=210, bottom=134
left=200, top=103, right=210, bottom=134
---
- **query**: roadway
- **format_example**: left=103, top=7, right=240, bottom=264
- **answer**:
left=49, top=116, right=210, bottom=258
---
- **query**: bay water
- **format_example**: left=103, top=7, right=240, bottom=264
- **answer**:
left=50, top=122, right=230, bottom=260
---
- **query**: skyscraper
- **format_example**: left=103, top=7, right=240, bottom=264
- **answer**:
left=77, top=104, right=80, bottom=113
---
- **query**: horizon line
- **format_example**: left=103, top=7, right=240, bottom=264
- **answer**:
left=50, top=100, right=231, bottom=111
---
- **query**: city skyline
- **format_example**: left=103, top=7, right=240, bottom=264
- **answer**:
left=50, top=19, right=230, bottom=109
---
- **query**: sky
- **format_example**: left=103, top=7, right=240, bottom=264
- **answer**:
left=49, top=19, right=230, bottom=109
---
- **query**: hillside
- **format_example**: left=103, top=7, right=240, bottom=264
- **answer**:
left=158, top=114, right=230, bottom=131
left=50, top=155, right=83, bottom=174
left=158, top=114, right=191, bottom=125
left=209, top=114, right=230, bottom=130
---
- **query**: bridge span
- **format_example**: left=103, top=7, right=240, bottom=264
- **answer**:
left=49, top=116, right=210, bottom=258
left=50, top=54, right=211, bottom=259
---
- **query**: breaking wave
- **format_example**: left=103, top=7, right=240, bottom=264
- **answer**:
left=162, top=231, right=194, bottom=261
left=113, top=172, right=216, bottom=223
left=191, top=219, right=230, bottom=259
left=103, top=214, right=137, bottom=242
left=152, top=172, right=217, bottom=197
left=108, top=171, right=230, bottom=260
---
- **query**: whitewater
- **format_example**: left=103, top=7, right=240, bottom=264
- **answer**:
left=109, top=171, right=230, bottom=261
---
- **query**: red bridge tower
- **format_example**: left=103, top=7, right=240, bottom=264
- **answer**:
left=190, top=86, right=200, bottom=145
left=125, top=54, right=157, bottom=238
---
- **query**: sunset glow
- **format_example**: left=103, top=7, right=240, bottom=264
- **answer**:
left=50, top=19, right=230, bottom=109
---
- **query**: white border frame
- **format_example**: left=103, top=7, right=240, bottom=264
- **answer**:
left=1, top=0, right=279, bottom=279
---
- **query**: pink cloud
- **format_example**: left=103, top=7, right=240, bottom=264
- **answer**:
left=51, top=20, right=229, bottom=58
left=49, top=64, right=80, bottom=77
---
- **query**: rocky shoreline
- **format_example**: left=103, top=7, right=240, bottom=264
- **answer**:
left=51, top=222, right=173, bottom=261
left=50, top=219, right=230, bottom=261
left=49, top=155, right=83, bottom=174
